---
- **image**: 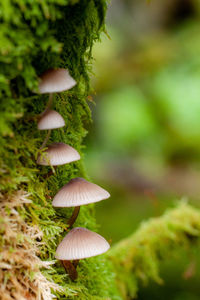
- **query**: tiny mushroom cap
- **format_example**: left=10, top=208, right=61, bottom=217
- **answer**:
left=52, top=177, right=110, bottom=207
left=37, top=142, right=80, bottom=166
left=55, top=227, right=110, bottom=260
left=38, top=109, right=65, bottom=130
left=38, top=68, right=76, bottom=94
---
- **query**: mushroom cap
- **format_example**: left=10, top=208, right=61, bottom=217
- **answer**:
left=38, top=109, right=65, bottom=130
left=55, top=227, right=110, bottom=260
left=37, top=143, right=80, bottom=166
left=52, top=177, right=110, bottom=207
left=38, top=68, right=76, bottom=94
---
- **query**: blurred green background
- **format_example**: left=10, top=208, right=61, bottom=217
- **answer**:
left=84, top=0, right=200, bottom=298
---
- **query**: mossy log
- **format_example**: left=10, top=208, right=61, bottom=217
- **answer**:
left=0, top=1, right=118, bottom=299
left=108, top=202, right=200, bottom=299
left=1, top=1, right=200, bottom=300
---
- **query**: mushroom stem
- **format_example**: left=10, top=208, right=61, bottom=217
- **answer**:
left=62, top=260, right=78, bottom=280
left=73, top=259, right=79, bottom=268
left=39, top=94, right=54, bottom=118
left=40, top=129, right=51, bottom=149
left=46, top=93, right=53, bottom=111
left=68, top=206, right=80, bottom=228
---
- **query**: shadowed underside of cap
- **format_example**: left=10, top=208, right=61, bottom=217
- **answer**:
left=37, top=143, right=80, bottom=166
left=55, top=227, right=110, bottom=260
left=38, top=68, right=76, bottom=94
left=38, top=109, right=65, bottom=130
left=52, top=177, right=110, bottom=207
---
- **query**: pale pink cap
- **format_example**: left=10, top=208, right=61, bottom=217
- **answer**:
left=38, top=69, right=76, bottom=94
left=37, top=143, right=80, bottom=166
left=55, top=227, right=110, bottom=260
left=52, top=177, right=110, bottom=207
left=38, top=109, right=65, bottom=130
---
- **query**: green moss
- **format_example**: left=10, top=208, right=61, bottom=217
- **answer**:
left=2, top=2, right=200, bottom=300
left=108, top=202, right=200, bottom=299
left=0, top=0, right=119, bottom=298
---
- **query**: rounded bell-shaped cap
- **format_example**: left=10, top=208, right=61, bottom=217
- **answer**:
left=38, top=109, right=65, bottom=130
left=38, top=68, right=76, bottom=94
left=52, top=177, right=110, bottom=207
left=37, top=143, right=80, bottom=166
left=55, top=227, right=110, bottom=260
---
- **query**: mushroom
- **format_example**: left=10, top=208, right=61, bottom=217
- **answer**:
left=38, top=109, right=65, bottom=148
left=39, top=68, right=76, bottom=94
left=37, top=142, right=80, bottom=166
left=52, top=177, right=110, bottom=227
left=38, top=109, right=65, bottom=130
left=38, top=68, right=76, bottom=110
left=55, top=227, right=110, bottom=280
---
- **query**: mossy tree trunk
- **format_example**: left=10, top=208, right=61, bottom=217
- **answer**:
left=1, top=1, right=200, bottom=300
left=0, top=1, right=119, bottom=299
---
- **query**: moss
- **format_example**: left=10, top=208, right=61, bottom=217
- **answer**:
left=0, top=191, right=62, bottom=299
left=0, top=0, right=119, bottom=299
left=108, top=202, right=200, bottom=299
left=2, top=2, right=200, bottom=300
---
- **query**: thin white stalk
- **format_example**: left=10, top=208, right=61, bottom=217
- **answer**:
left=40, top=129, right=51, bottom=149
left=46, top=93, right=53, bottom=111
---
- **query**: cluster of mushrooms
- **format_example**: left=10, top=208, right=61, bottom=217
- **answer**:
left=36, top=69, right=110, bottom=280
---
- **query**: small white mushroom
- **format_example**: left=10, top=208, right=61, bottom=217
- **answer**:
left=37, top=68, right=76, bottom=113
left=55, top=227, right=110, bottom=280
left=37, top=142, right=80, bottom=166
left=53, top=177, right=110, bottom=207
left=38, top=68, right=76, bottom=94
left=38, top=109, right=65, bottom=130
left=38, top=109, right=66, bottom=148
left=55, top=227, right=110, bottom=260
left=52, top=178, right=110, bottom=227
left=56, top=227, right=110, bottom=260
